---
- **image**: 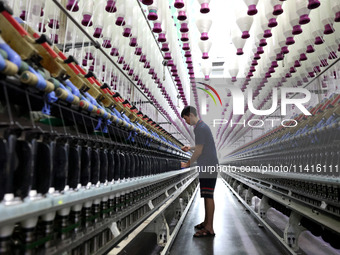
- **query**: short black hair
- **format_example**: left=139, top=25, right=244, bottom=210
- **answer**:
left=181, top=106, right=197, bottom=118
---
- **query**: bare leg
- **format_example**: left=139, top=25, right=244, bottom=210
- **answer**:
left=195, top=198, right=209, bottom=228
left=203, top=198, right=208, bottom=225
left=203, top=197, right=215, bottom=234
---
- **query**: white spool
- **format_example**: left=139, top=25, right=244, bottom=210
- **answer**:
left=296, top=0, right=311, bottom=25
left=123, top=3, right=137, bottom=37
left=236, top=11, right=254, bottom=39
left=115, top=0, right=126, bottom=26
left=302, top=23, right=315, bottom=54
left=81, top=0, right=94, bottom=27
left=287, top=0, right=303, bottom=36
left=200, top=60, right=212, bottom=80
left=93, top=0, right=106, bottom=38
left=259, top=11, right=272, bottom=38
left=102, top=13, right=114, bottom=48
left=198, top=40, right=212, bottom=59
left=196, top=13, right=213, bottom=40
left=147, top=0, right=159, bottom=21
left=152, top=2, right=163, bottom=33
left=331, top=1, right=340, bottom=22
left=110, top=25, right=124, bottom=56
left=281, top=11, right=294, bottom=46
left=310, top=8, right=325, bottom=45
left=177, top=0, right=188, bottom=21
left=243, top=0, right=260, bottom=16
left=319, top=1, right=335, bottom=35
left=197, top=0, right=211, bottom=13
left=226, top=59, right=239, bottom=82
left=231, top=28, right=246, bottom=55
left=264, top=1, right=278, bottom=28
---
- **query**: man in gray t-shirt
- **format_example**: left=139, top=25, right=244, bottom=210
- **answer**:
left=181, top=106, right=218, bottom=238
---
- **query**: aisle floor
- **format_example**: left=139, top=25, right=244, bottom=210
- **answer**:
left=169, top=178, right=289, bottom=255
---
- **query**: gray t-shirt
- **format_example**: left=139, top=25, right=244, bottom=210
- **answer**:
left=194, top=120, right=219, bottom=166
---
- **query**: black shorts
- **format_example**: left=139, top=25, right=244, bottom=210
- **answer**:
left=199, top=177, right=217, bottom=199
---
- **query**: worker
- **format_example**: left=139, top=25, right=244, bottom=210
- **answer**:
left=180, top=106, right=218, bottom=237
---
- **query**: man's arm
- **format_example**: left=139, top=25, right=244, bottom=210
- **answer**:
left=181, top=144, right=203, bottom=168
left=181, top=145, right=196, bottom=152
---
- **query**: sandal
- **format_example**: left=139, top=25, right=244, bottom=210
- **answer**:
left=194, top=222, right=205, bottom=230
left=193, top=228, right=216, bottom=238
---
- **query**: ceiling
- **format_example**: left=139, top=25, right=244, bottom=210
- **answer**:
left=161, top=0, right=340, bottom=157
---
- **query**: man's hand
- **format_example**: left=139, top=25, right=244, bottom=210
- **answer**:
left=181, top=161, right=190, bottom=168
left=181, top=146, right=190, bottom=152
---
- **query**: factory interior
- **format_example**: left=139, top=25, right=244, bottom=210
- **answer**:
left=0, top=0, right=339, bottom=254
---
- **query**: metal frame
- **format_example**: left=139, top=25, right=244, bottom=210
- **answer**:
left=221, top=172, right=340, bottom=234
left=221, top=177, right=298, bottom=255
left=0, top=168, right=195, bottom=225
left=51, top=172, right=198, bottom=255
left=160, top=184, right=199, bottom=255
left=106, top=174, right=199, bottom=255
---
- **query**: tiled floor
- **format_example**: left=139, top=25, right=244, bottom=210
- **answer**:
left=169, top=178, right=289, bottom=255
